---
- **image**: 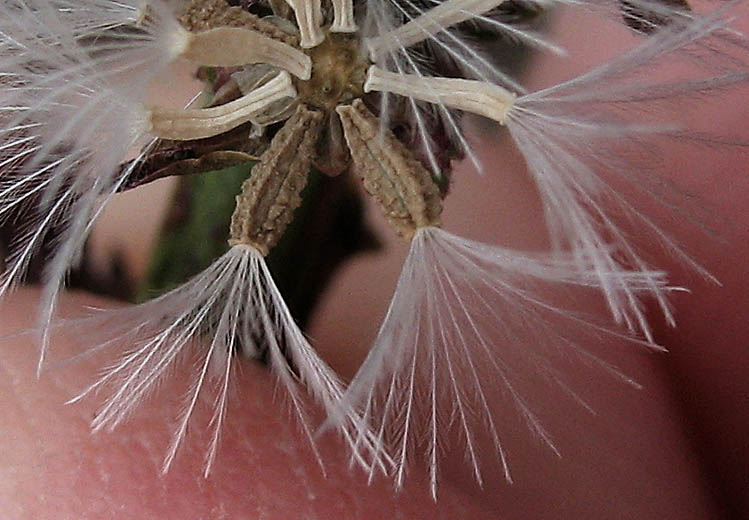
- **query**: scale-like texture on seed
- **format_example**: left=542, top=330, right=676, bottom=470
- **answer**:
left=230, top=104, right=323, bottom=253
left=180, top=0, right=297, bottom=45
left=338, top=99, right=442, bottom=237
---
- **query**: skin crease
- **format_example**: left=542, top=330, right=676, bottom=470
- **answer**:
left=2, top=5, right=748, bottom=519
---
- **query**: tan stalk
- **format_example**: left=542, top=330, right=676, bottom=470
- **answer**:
left=182, top=26, right=312, bottom=79
left=331, top=0, right=358, bottom=33
left=149, top=72, right=297, bottom=141
left=365, top=0, right=509, bottom=60
left=285, top=0, right=326, bottom=48
left=365, top=66, right=516, bottom=124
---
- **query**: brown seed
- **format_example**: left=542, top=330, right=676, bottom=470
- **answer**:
left=337, top=99, right=442, bottom=237
left=229, top=104, right=323, bottom=254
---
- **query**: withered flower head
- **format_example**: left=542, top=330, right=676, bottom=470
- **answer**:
left=0, top=0, right=746, bottom=499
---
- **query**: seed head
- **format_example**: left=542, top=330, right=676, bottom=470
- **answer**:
left=0, top=0, right=746, bottom=502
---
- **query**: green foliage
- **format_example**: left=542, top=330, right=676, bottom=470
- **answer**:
left=140, top=163, right=253, bottom=302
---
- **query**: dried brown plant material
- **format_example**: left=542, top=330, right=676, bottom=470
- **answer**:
left=230, top=104, right=323, bottom=253
left=337, top=100, right=442, bottom=237
left=295, top=33, right=368, bottom=112
left=180, top=0, right=298, bottom=45
left=314, top=110, right=351, bottom=176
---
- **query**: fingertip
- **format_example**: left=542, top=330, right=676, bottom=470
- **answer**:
left=0, top=289, right=498, bottom=520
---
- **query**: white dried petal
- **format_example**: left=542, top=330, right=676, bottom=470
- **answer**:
left=284, top=0, right=325, bottom=48
left=331, top=0, right=358, bottom=33
left=148, top=71, right=297, bottom=140
left=365, top=66, right=517, bottom=125
left=182, top=26, right=312, bottom=79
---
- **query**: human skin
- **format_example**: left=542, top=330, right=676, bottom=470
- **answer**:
left=0, top=288, right=508, bottom=520
left=312, top=9, right=749, bottom=517
left=2, top=7, right=748, bottom=520
left=2, top=131, right=747, bottom=520
left=2, top=124, right=747, bottom=519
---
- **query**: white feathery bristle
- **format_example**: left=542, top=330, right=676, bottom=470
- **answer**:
left=360, top=0, right=532, bottom=178
left=362, top=0, right=445, bottom=177
left=329, top=227, right=664, bottom=499
left=0, top=1, right=187, bottom=92
left=503, top=8, right=747, bottom=337
left=0, top=0, right=187, bottom=218
left=0, top=56, right=152, bottom=375
left=0, top=1, right=198, bottom=372
left=46, top=0, right=149, bottom=34
left=64, top=245, right=386, bottom=476
left=365, top=0, right=564, bottom=61
left=564, top=0, right=727, bottom=37
left=359, top=0, right=746, bottom=183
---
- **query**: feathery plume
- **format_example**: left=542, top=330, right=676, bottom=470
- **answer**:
left=362, top=3, right=748, bottom=340
left=335, top=97, right=673, bottom=497
left=66, top=244, right=383, bottom=475
left=330, top=226, right=665, bottom=499
left=65, top=102, right=386, bottom=475
left=0, top=0, right=302, bottom=371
